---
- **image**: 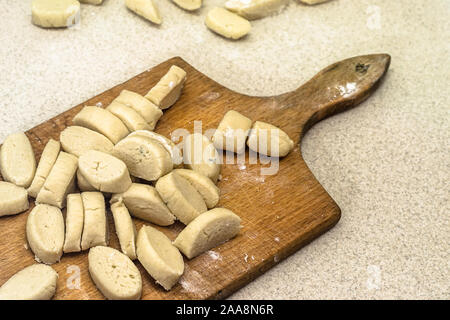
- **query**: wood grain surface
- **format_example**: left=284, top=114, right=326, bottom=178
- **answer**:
left=0, top=54, right=390, bottom=300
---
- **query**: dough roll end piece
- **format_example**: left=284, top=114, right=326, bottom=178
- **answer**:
left=81, top=192, right=108, bottom=251
left=0, top=182, right=29, bottom=217
left=125, top=0, right=162, bottom=25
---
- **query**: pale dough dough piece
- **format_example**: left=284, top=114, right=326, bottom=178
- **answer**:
left=205, top=7, right=251, bottom=40
left=125, top=0, right=162, bottom=25
left=81, top=192, right=108, bottom=250
left=63, top=193, right=84, bottom=253
left=78, top=150, right=132, bottom=193
left=79, top=0, right=103, bottom=4
left=212, top=110, right=252, bottom=154
left=31, top=0, right=80, bottom=28
left=0, top=132, right=36, bottom=188
left=106, top=101, right=151, bottom=132
left=113, top=135, right=173, bottom=181
left=300, top=0, right=331, bottom=4
left=76, top=169, right=96, bottom=192
left=173, top=208, right=241, bottom=259
left=136, top=225, right=184, bottom=291
left=36, top=152, right=78, bottom=209
left=172, top=0, right=202, bottom=11
left=145, top=65, right=187, bottom=110
left=110, top=200, right=137, bottom=260
left=88, top=246, right=142, bottom=300
left=246, top=121, right=294, bottom=157
left=26, top=204, right=65, bottom=264
left=60, top=126, right=114, bottom=157
left=0, top=182, right=29, bottom=217
left=155, top=172, right=207, bottom=225
left=72, top=106, right=129, bottom=144
left=27, top=139, right=60, bottom=198
left=111, top=183, right=175, bottom=226
left=0, top=264, right=58, bottom=300
left=225, top=0, right=288, bottom=20
left=173, top=169, right=220, bottom=209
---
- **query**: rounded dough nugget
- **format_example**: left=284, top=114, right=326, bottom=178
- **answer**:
left=212, top=110, right=252, bottom=154
left=225, top=0, right=289, bottom=20
left=26, top=204, right=65, bottom=264
left=173, top=208, right=241, bottom=259
left=0, top=182, right=29, bottom=217
left=110, top=200, right=137, bottom=259
left=0, top=132, right=36, bottom=188
left=155, top=172, right=207, bottom=225
left=63, top=193, right=84, bottom=253
left=32, top=0, right=80, bottom=28
left=246, top=121, right=294, bottom=157
left=88, top=246, right=142, bottom=300
left=205, top=7, right=251, bottom=40
left=0, top=264, right=58, bottom=300
left=125, top=0, right=162, bottom=25
left=106, top=101, right=151, bottom=132
left=81, top=192, right=108, bottom=250
left=60, top=126, right=114, bottom=157
left=136, top=225, right=184, bottom=291
left=172, top=0, right=202, bottom=11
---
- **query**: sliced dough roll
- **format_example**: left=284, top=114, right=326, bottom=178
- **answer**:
left=0, top=132, right=36, bottom=188
left=26, top=204, right=65, bottom=264
left=32, top=0, right=80, bottom=28
left=0, top=264, right=58, bottom=300
left=60, top=126, right=114, bottom=157
left=0, top=182, right=29, bottom=217
left=155, top=172, right=207, bottom=225
left=76, top=169, right=96, bottom=192
left=246, top=121, right=294, bottom=157
left=110, top=200, right=137, bottom=260
left=72, top=106, right=129, bottom=144
left=106, top=101, right=151, bottom=132
left=81, top=192, right=108, bottom=251
left=205, top=7, right=251, bottom=40
left=125, top=0, right=162, bottom=25
left=136, top=225, right=184, bottom=291
left=111, top=183, right=175, bottom=226
left=63, top=193, right=84, bottom=253
left=88, top=246, right=142, bottom=300
left=173, top=208, right=241, bottom=259
left=145, top=65, right=187, bottom=109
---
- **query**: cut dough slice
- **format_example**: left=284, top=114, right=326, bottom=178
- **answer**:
left=88, top=246, right=142, bottom=300
left=111, top=183, right=175, bottom=226
left=110, top=200, right=137, bottom=260
left=36, top=152, right=78, bottom=208
left=106, top=101, right=151, bottom=132
left=76, top=169, right=96, bottom=192
left=155, top=172, right=207, bottom=225
left=72, top=106, right=129, bottom=144
left=125, top=0, right=162, bottom=25
left=0, top=132, right=36, bottom=188
left=224, top=0, right=288, bottom=20
left=26, top=204, right=65, bottom=264
left=79, top=0, right=103, bottom=4
left=136, top=225, right=184, bottom=291
left=27, top=139, right=60, bottom=198
left=246, top=121, right=294, bottom=157
left=0, top=264, right=58, bottom=300
left=145, top=65, right=187, bottom=109
left=0, top=182, right=29, bottom=217
left=299, top=0, right=331, bottom=4
left=81, top=192, right=108, bottom=250
left=212, top=110, right=252, bottom=154
left=63, top=193, right=84, bottom=253
left=173, top=208, right=241, bottom=259
left=31, top=0, right=80, bottom=28
left=172, top=0, right=202, bottom=11
left=60, top=126, right=114, bottom=157
left=205, top=7, right=251, bottom=40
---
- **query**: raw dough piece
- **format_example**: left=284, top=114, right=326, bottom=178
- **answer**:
left=0, top=132, right=36, bottom=188
left=76, top=169, right=96, bottom=192
left=106, top=101, right=151, bottom=132
left=145, top=65, right=187, bottom=109
left=27, top=139, right=60, bottom=198
left=31, top=0, right=80, bottom=28
left=60, top=126, right=114, bottom=157
left=0, top=264, right=58, bottom=300
left=212, top=110, right=252, bottom=154
left=110, top=200, right=137, bottom=259
left=125, top=0, right=162, bottom=25
left=111, top=183, right=175, bottom=226
left=78, top=150, right=132, bottom=193
left=36, top=152, right=78, bottom=208
left=173, top=208, right=241, bottom=259
left=79, top=0, right=103, bottom=4
left=299, top=0, right=331, bottom=4
left=81, top=192, right=108, bottom=250
left=172, top=0, right=202, bottom=11
left=72, top=106, right=129, bottom=144
left=136, top=225, right=184, bottom=290
left=225, top=0, right=288, bottom=20
left=205, top=7, right=251, bottom=40
left=246, top=121, right=294, bottom=157
left=155, top=172, right=207, bottom=225
left=63, top=193, right=84, bottom=253
left=0, top=182, right=29, bottom=217
left=26, top=204, right=65, bottom=264
left=88, top=246, right=142, bottom=300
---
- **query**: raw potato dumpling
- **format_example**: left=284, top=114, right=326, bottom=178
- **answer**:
left=136, top=226, right=184, bottom=291
left=27, top=139, right=60, bottom=198
left=110, top=200, right=137, bottom=259
left=26, top=204, right=65, bottom=264
left=173, top=208, right=241, bottom=259
left=81, top=192, right=108, bottom=251
left=60, top=126, right=114, bottom=157
left=172, top=0, right=202, bottom=11
left=212, top=110, right=252, bottom=154
left=125, top=0, right=162, bottom=25
left=0, top=182, right=29, bottom=217
left=76, top=169, right=96, bottom=192
left=225, top=0, right=289, bottom=20
left=0, top=132, right=36, bottom=188
left=63, top=193, right=84, bottom=253
left=246, top=121, right=294, bottom=157
left=72, top=106, right=129, bottom=144
left=106, top=101, right=151, bottom=132
left=155, top=172, right=207, bottom=225
left=0, top=264, right=58, bottom=300
left=31, top=0, right=80, bottom=28
left=88, top=246, right=142, bottom=300
left=205, top=7, right=251, bottom=40
left=145, top=65, right=187, bottom=110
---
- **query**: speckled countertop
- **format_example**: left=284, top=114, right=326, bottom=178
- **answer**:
left=0, top=0, right=449, bottom=299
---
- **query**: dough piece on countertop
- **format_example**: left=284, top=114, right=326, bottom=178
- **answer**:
left=225, top=0, right=288, bottom=20
left=81, top=192, right=108, bottom=250
left=173, top=208, right=241, bottom=259
left=88, top=246, right=142, bottom=300
left=125, top=0, right=162, bottom=25
left=0, top=182, right=29, bottom=217
left=106, top=101, right=151, bottom=132
left=60, top=126, right=114, bottom=157
left=79, top=0, right=103, bottom=4
left=110, top=200, right=137, bottom=260
left=0, top=132, right=36, bottom=188
left=31, top=0, right=80, bottom=28
left=72, top=106, right=129, bottom=144
left=299, top=0, right=331, bottom=5
left=155, top=172, right=207, bottom=225
left=26, top=204, right=65, bottom=264
left=145, top=65, right=187, bottom=110
left=0, top=264, right=58, bottom=300
left=212, top=110, right=252, bottom=154
left=205, top=7, right=251, bottom=40
left=63, top=193, right=84, bottom=253
left=246, top=121, right=294, bottom=157
left=136, top=225, right=184, bottom=291
left=172, top=0, right=202, bottom=11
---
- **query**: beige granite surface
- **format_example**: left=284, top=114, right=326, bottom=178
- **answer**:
left=0, top=0, right=448, bottom=299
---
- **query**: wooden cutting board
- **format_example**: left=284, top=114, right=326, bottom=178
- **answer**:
left=0, top=54, right=390, bottom=300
